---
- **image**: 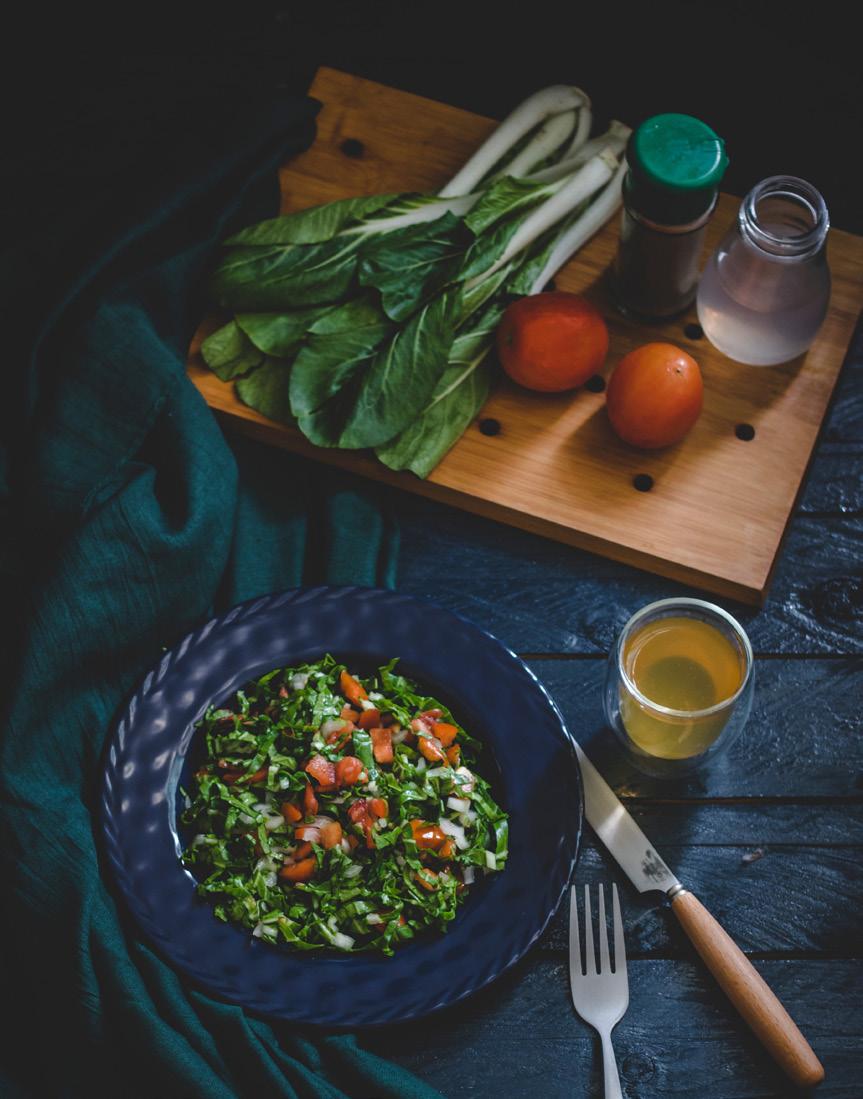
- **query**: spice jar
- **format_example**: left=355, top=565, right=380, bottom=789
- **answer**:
left=696, top=175, right=831, bottom=365
left=614, top=113, right=728, bottom=321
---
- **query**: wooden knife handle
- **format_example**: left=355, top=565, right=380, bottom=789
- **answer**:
left=670, top=890, right=824, bottom=1089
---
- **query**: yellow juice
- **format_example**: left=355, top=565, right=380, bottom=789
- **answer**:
left=620, top=615, right=746, bottom=759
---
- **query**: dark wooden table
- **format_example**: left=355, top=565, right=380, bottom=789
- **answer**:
left=277, top=13, right=862, bottom=1092
left=356, top=318, right=862, bottom=1096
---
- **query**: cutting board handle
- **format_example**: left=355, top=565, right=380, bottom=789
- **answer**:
left=670, top=889, right=824, bottom=1088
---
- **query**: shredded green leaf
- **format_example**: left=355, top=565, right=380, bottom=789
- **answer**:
left=181, top=655, right=508, bottom=955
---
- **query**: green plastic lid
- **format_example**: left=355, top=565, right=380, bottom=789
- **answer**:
left=626, top=113, right=728, bottom=225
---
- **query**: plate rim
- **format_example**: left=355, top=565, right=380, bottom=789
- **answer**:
left=99, top=584, right=584, bottom=1027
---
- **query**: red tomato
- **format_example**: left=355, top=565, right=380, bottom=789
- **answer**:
left=605, top=342, right=703, bottom=448
left=497, top=292, right=609, bottom=392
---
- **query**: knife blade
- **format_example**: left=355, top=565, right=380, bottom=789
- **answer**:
left=573, top=740, right=825, bottom=1089
left=574, top=742, right=680, bottom=895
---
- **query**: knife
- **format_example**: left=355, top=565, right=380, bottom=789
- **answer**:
left=574, top=742, right=825, bottom=1090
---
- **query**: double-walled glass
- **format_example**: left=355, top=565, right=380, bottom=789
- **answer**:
left=603, top=598, right=754, bottom=777
left=696, top=175, right=831, bottom=366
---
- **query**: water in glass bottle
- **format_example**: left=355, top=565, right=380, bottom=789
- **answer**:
left=696, top=176, right=831, bottom=366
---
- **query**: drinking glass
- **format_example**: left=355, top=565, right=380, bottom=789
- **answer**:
left=603, top=598, right=754, bottom=777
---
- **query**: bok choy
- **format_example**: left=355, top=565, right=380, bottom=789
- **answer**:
left=201, top=86, right=630, bottom=477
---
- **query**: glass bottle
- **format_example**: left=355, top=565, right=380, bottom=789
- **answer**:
left=614, top=113, right=728, bottom=321
left=696, top=175, right=831, bottom=366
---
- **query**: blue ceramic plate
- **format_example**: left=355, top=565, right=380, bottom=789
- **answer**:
left=100, top=586, right=582, bottom=1027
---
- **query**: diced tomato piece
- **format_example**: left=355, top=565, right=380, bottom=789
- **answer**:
left=410, top=819, right=446, bottom=850
left=348, top=799, right=376, bottom=848
left=446, top=744, right=460, bottom=767
left=438, top=837, right=455, bottom=859
left=414, top=869, right=438, bottom=892
left=339, top=670, right=368, bottom=706
left=220, top=771, right=243, bottom=785
left=305, top=755, right=337, bottom=788
left=370, top=726, right=393, bottom=764
left=340, top=705, right=360, bottom=722
left=368, top=798, right=389, bottom=819
left=241, top=766, right=269, bottom=784
left=281, top=801, right=302, bottom=823
left=358, top=707, right=381, bottom=729
left=303, top=780, right=318, bottom=818
left=420, top=708, right=444, bottom=721
left=295, top=824, right=321, bottom=842
left=347, top=799, right=368, bottom=823
left=336, top=756, right=367, bottom=786
left=293, top=841, right=313, bottom=859
left=278, top=685, right=289, bottom=698
left=347, top=835, right=359, bottom=850
left=319, top=820, right=343, bottom=849
left=434, top=723, right=458, bottom=748
left=279, top=857, right=316, bottom=883
left=418, top=735, right=445, bottom=763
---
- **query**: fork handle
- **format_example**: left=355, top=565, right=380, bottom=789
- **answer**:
left=670, top=889, right=824, bottom=1089
left=600, top=1030, right=623, bottom=1099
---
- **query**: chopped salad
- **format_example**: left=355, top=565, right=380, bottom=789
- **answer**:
left=181, top=655, right=509, bottom=954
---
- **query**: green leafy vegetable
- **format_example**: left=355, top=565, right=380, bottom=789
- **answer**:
left=199, top=87, right=630, bottom=478
left=181, top=655, right=509, bottom=955
left=200, top=321, right=265, bottom=381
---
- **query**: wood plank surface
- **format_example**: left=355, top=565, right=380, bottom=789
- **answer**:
left=189, top=65, right=863, bottom=605
left=365, top=959, right=860, bottom=1098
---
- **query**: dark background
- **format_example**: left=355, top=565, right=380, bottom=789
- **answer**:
left=12, top=0, right=860, bottom=233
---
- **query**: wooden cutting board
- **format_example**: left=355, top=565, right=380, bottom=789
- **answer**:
left=188, top=66, right=863, bottom=605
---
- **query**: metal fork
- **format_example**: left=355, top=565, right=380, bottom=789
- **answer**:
left=569, top=883, right=629, bottom=1099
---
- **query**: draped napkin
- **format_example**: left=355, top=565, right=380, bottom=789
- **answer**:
left=0, top=56, right=440, bottom=1099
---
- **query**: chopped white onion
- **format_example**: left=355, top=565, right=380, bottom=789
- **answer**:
left=459, top=809, right=478, bottom=825
left=462, top=866, right=476, bottom=885
left=340, top=838, right=351, bottom=854
left=415, top=757, right=426, bottom=773
left=485, top=850, right=497, bottom=870
left=425, top=766, right=450, bottom=779
left=252, top=922, right=265, bottom=938
left=366, top=913, right=384, bottom=925
left=239, top=813, right=256, bottom=826
left=368, top=691, right=383, bottom=701
left=332, top=931, right=355, bottom=951
left=264, top=872, right=277, bottom=888
left=321, top=718, right=347, bottom=737
left=344, top=863, right=363, bottom=879
left=367, top=780, right=379, bottom=794
left=391, top=726, right=407, bottom=745
left=454, top=767, right=475, bottom=793
left=264, top=814, right=286, bottom=832
left=359, top=698, right=376, bottom=711
left=439, top=818, right=470, bottom=850
left=290, top=672, right=309, bottom=690
left=447, top=796, right=471, bottom=813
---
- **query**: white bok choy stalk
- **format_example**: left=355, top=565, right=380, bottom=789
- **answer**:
left=526, top=157, right=628, bottom=294
left=438, top=84, right=590, bottom=197
left=465, top=150, right=618, bottom=290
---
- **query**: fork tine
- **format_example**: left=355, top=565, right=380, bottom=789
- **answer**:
left=583, top=883, right=595, bottom=975
left=612, top=882, right=625, bottom=974
left=569, top=885, right=582, bottom=976
left=598, top=883, right=610, bottom=975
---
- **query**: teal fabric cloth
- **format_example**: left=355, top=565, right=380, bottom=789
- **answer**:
left=0, top=63, right=439, bottom=1099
